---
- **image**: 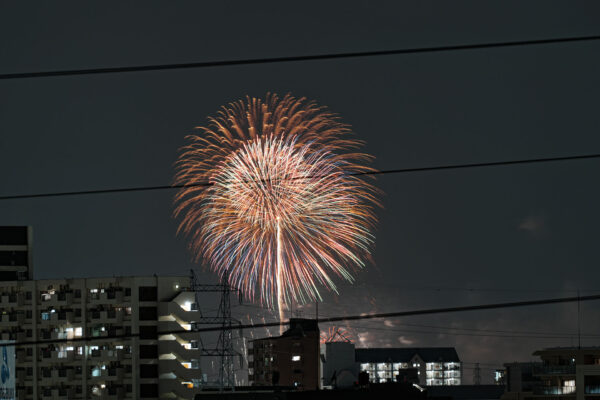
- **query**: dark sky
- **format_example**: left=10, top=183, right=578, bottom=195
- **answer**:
left=2, top=1, right=600, bottom=383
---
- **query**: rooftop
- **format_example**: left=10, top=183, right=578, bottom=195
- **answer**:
left=355, top=347, right=460, bottom=363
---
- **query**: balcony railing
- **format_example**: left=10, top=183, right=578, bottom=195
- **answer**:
left=533, top=365, right=576, bottom=375
left=533, top=385, right=576, bottom=395
left=585, top=385, right=600, bottom=394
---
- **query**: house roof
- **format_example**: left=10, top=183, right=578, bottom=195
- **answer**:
left=355, top=347, right=460, bottom=363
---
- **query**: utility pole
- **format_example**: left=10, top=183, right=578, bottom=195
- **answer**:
left=473, top=363, right=481, bottom=385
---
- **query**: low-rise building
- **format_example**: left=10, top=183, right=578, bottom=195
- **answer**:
left=249, top=319, right=320, bottom=390
left=356, top=347, right=462, bottom=386
left=322, top=342, right=461, bottom=387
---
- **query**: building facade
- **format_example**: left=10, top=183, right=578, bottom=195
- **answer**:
left=249, top=319, right=320, bottom=390
left=356, top=347, right=461, bottom=386
left=321, top=343, right=461, bottom=387
left=501, top=348, right=600, bottom=400
left=0, top=226, right=33, bottom=281
left=498, top=362, right=541, bottom=394
left=0, top=275, right=204, bottom=399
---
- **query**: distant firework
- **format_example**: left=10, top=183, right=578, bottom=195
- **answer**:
left=320, top=326, right=355, bottom=344
left=174, top=93, right=379, bottom=326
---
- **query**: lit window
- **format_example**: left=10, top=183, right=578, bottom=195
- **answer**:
left=292, top=355, right=301, bottom=361
left=75, top=327, right=82, bottom=337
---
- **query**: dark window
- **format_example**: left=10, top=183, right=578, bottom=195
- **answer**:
left=26, top=348, right=32, bottom=356
left=26, top=329, right=32, bottom=337
left=139, top=286, right=157, bottom=301
left=26, top=291, right=32, bottom=300
left=0, top=251, right=28, bottom=266
left=140, top=364, right=158, bottom=378
left=125, top=288, right=131, bottom=296
left=75, top=308, right=81, bottom=317
left=139, top=307, right=157, bottom=321
left=0, top=227, right=28, bottom=245
left=139, top=345, right=158, bottom=359
left=140, top=383, right=158, bottom=398
left=26, top=367, right=32, bottom=376
left=26, top=310, right=32, bottom=318
left=140, top=325, right=157, bottom=340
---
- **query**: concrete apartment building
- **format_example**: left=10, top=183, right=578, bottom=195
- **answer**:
left=322, top=343, right=461, bottom=387
left=249, top=319, right=320, bottom=390
left=501, top=347, right=600, bottom=400
left=0, top=274, right=204, bottom=399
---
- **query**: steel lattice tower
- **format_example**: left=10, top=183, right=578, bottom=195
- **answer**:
left=189, top=269, right=242, bottom=391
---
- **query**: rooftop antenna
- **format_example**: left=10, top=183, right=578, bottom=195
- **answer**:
left=578, top=289, right=581, bottom=349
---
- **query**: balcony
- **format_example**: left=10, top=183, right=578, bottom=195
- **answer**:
left=41, top=291, right=73, bottom=306
left=101, top=349, right=124, bottom=361
left=585, top=385, right=600, bottom=394
left=533, top=385, right=577, bottom=395
left=533, top=365, right=577, bottom=375
left=2, top=293, right=25, bottom=306
left=89, top=290, right=124, bottom=304
left=1, top=313, right=24, bottom=326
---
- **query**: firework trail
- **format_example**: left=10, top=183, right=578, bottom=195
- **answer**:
left=174, top=93, right=379, bottom=332
left=320, top=326, right=356, bottom=344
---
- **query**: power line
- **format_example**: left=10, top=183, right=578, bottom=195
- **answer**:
left=1, top=152, right=599, bottom=201
left=238, top=305, right=598, bottom=338
left=1, top=34, right=599, bottom=80
left=3, top=293, right=600, bottom=348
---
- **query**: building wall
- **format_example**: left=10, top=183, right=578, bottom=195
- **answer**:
left=0, top=275, right=202, bottom=399
left=323, top=342, right=359, bottom=387
left=504, top=348, right=600, bottom=400
left=250, top=320, right=320, bottom=390
left=0, top=226, right=33, bottom=281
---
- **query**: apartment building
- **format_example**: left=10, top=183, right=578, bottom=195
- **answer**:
left=249, top=319, right=320, bottom=390
left=322, top=343, right=461, bottom=387
left=0, top=226, right=33, bottom=281
left=356, top=347, right=461, bottom=386
left=502, top=347, right=600, bottom=400
left=534, top=347, right=600, bottom=400
left=0, top=275, right=204, bottom=399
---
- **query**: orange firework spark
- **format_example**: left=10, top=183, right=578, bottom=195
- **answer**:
left=174, top=93, right=379, bottom=326
left=320, top=326, right=355, bottom=344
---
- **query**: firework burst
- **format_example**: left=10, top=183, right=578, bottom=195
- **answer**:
left=174, top=93, right=379, bottom=325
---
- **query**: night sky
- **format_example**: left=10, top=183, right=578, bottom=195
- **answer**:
left=2, top=1, right=600, bottom=384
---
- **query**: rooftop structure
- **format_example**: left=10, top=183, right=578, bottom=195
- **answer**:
left=0, top=226, right=33, bottom=281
